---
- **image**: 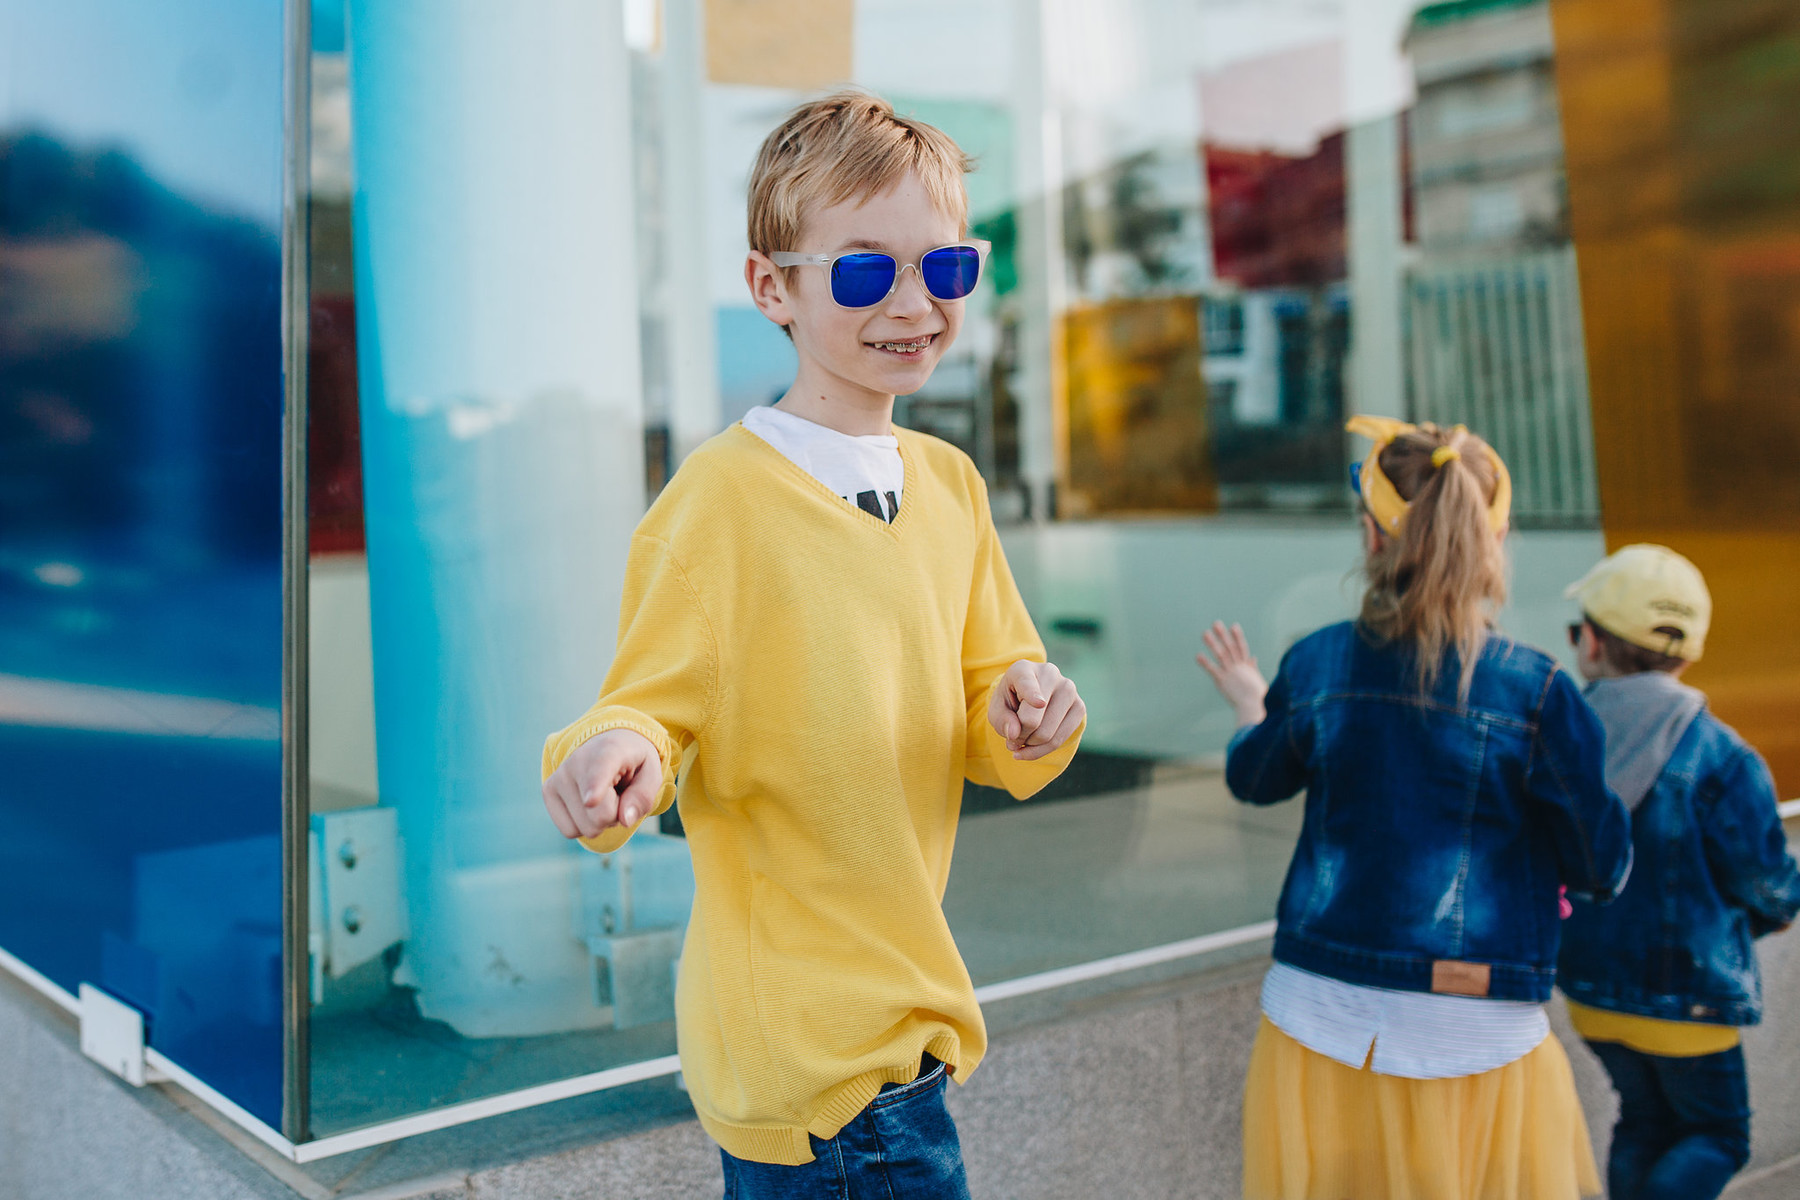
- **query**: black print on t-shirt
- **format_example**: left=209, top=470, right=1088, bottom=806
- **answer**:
left=853, top=490, right=901, bottom=523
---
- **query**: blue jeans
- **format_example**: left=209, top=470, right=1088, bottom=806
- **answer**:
left=720, top=1055, right=970, bottom=1200
left=1588, top=1040, right=1751, bottom=1200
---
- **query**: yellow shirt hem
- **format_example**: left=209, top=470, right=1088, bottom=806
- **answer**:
left=1565, top=998, right=1740, bottom=1057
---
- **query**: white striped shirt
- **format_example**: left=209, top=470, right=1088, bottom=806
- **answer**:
left=1261, top=961, right=1549, bottom=1079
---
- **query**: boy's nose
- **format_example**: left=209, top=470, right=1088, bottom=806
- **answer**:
left=882, top=263, right=934, bottom=318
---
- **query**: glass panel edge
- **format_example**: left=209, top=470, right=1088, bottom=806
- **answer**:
left=281, top=0, right=314, bottom=1149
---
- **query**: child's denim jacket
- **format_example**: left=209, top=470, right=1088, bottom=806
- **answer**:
left=1227, top=620, right=1632, bottom=1003
left=1558, top=706, right=1800, bottom=1026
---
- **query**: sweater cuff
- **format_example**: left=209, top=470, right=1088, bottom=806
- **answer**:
left=978, top=709, right=1084, bottom=799
left=543, top=706, right=680, bottom=855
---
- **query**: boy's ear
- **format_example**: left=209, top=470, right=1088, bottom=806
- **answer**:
left=744, top=251, right=794, bottom=330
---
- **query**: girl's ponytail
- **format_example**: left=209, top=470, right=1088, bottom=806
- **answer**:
left=1358, top=423, right=1508, bottom=698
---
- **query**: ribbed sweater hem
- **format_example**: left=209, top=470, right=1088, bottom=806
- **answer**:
left=700, top=1032, right=969, bottom=1166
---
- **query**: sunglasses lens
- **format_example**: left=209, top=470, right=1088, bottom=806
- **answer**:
left=921, top=246, right=981, bottom=301
left=1349, top=461, right=1364, bottom=497
left=830, top=253, right=898, bottom=308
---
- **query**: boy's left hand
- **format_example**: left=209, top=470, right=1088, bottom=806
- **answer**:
left=990, top=660, right=1084, bottom=760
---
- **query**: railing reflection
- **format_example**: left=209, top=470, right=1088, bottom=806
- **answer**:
left=1406, top=246, right=1600, bottom=526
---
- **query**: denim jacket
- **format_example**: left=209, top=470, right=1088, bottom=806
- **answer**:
left=1559, top=707, right=1800, bottom=1026
left=1228, top=621, right=1632, bottom=1003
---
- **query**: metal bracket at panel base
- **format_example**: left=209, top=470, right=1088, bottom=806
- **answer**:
left=78, top=983, right=168, bottom=1087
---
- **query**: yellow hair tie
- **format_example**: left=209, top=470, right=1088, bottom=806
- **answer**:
left=1431, top=445, right=1461, bottom=469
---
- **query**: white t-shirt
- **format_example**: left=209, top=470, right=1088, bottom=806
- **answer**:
left=741, top=405, right=905, bottom=522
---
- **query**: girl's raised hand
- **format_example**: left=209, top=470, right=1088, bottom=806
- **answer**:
left=1196, top=620, right=1269, bottom=727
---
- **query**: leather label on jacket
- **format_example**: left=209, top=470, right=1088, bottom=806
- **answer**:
left=1431, top=960, right=1492, bottom=997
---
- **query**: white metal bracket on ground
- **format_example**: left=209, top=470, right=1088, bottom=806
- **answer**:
left=77, top=983, right=166, bottom=1086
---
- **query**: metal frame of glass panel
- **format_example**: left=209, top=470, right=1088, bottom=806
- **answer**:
left=281, top=0, right=314, bottom=1148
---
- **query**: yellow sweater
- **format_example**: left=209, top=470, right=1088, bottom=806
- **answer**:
left=542, top=423, right=1082, bottom=1164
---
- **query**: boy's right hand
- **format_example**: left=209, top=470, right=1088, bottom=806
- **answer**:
left=542, top=728, right=663, bottom=841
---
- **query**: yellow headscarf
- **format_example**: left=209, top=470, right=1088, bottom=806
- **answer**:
left=1346, top=415, right=1512, bottom=536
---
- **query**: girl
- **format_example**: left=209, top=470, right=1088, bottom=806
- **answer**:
left=1197, top=416, right=1632, bottom=1200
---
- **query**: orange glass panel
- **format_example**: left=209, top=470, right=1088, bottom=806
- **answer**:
left=1553, top=0, right=1800, bottom=791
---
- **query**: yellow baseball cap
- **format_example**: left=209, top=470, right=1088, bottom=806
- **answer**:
left=1564, top=544, right=1711, bottom=662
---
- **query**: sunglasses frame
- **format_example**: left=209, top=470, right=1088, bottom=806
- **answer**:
left=768, top=240, right=991, bottom=310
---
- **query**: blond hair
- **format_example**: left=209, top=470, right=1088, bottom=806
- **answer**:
left=1359, top=423, right=1508, bottom=698
left=746, top=89, right=971, bottom=256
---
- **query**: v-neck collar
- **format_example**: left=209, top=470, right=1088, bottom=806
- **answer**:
left=731, top=421, right=915, bottom=538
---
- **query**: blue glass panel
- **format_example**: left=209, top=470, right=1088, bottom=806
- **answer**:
left=0, top=0, right=287, bottom=1128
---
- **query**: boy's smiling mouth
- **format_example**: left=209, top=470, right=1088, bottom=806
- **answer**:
left=867, top=334, right=936, bottom=357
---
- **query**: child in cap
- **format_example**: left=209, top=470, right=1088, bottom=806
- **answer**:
left=540, top=91, right=1085, bottom=1198
left=1198, top=416, right=1630, bottom=1200
left=1558, top=544, right=1800, bottom=1200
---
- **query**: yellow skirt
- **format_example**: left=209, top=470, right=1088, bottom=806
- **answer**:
left=1243, top=1016, right=1601, bottom=1200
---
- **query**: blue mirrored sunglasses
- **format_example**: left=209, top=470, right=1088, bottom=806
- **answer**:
left=769, top=242, right=987, bottom=309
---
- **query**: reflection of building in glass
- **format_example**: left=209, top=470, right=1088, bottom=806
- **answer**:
left=1056, top=143, right=1218, bottom=515
left=1202, top=114, right=1350, bottom=509
left=1401, top=0, right=1600, bottom=525
left=1406, top=0, right=1568, bottom=253
left=307, top=52, right=363, bottom=556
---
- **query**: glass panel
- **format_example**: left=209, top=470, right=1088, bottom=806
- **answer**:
left=298, top=0, right=1800, bottom=1142
left=0, top=0, right=287, bottom=1127
left=1552, top=0, right=1800, bottom=792
left=303, top=0, right=681, bottom=1137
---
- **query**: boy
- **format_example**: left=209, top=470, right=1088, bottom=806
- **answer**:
left=540, top=91, right=1085, bottom=1197
left=1558, top=544, right=1800, bottom=1200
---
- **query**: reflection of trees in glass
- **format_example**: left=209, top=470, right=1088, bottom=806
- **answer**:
left=1048, top=145, right=1218, bottom=514
left=1, top=132, right=282, bottom=563
left=1110, top=153, right=1193, bottom=289
left=1062, top=150, right=1199, bottom=299
left=971, top=208, right=1017, bottom=297
left=1, top=127, right=287, bottom=1128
